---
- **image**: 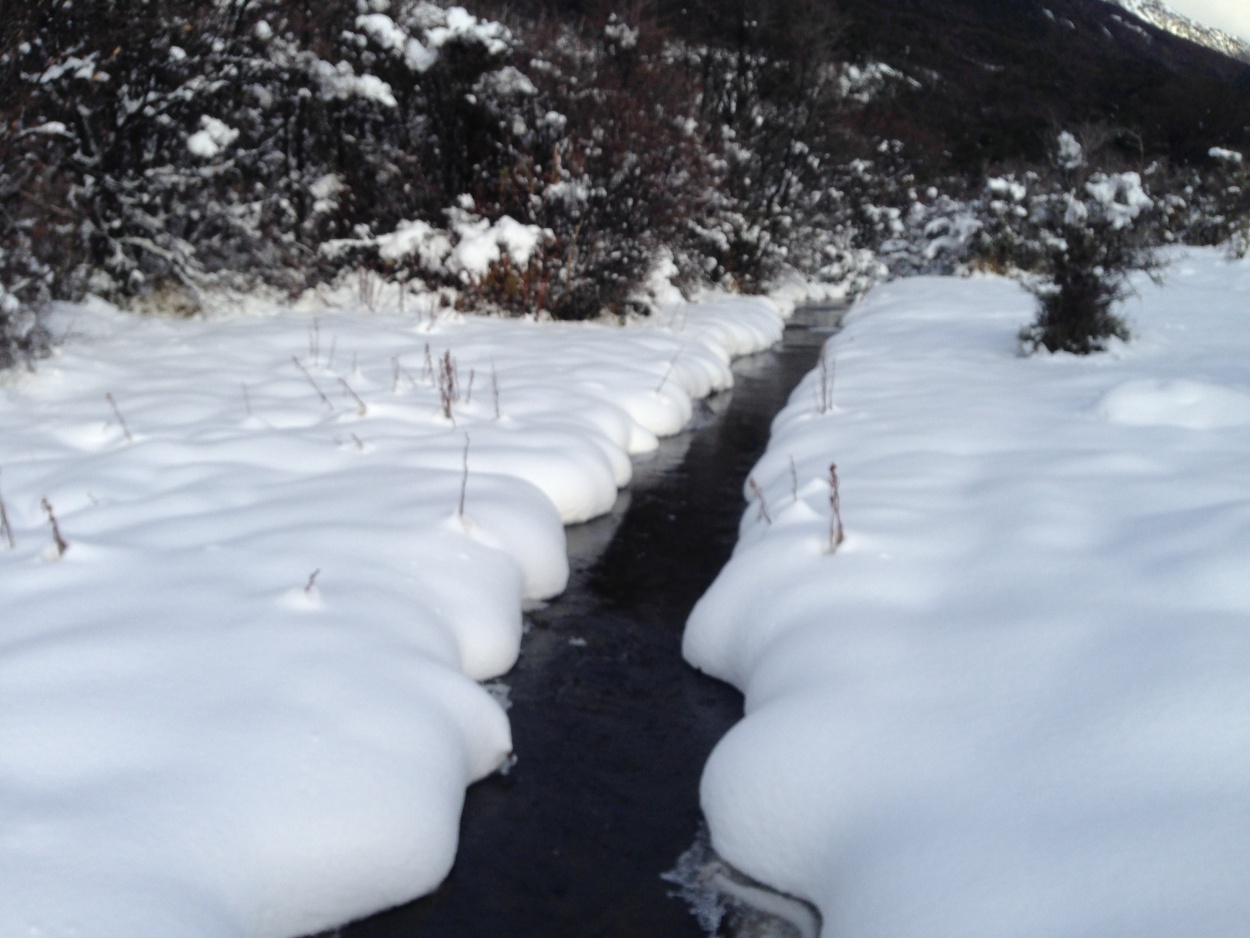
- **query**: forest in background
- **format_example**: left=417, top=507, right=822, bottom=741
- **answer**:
left=3, top=0, right=1250, bottom=366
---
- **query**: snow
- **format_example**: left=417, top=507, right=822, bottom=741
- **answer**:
left=1210, top=146, right=1244, bottom=164
left=474, top=65, right=538, bottom=98
left=373, top=218, right=452, bottom=266
left=604, top=15, right=640, bottom=50
left=187, top=116, right=239, bottom=159
left=322, top=208, right=550, bottom=280
left=1057, top=129, right=1084, bottom=170
left=446, top=207, right=548, bottom=276
left=423, top=6, right=510, bottom=58
left=0, top=292, right=782, bottom=938
left=355, top=13, right=409, bottom=54
left=1084, top=171, right=1153, bottom=228
left=684, top=246, right=1250, bottom=937
left=309, top=59, right=397, bottom=108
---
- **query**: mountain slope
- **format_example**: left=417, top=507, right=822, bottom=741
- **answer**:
left=1109, top=0, right=1250, bottom=63
left=824, top=0, right=1250, bottom=167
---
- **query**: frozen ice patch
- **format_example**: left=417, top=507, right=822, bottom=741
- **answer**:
left=665, top=828, right=821, bottom=938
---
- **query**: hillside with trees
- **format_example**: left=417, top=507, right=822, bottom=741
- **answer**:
left=3, top=0, right=1250, bottom=365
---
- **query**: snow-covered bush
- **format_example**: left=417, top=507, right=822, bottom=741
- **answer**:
left=464, top=16, right=710, bottom=318
left=0, top=276, right=51, bottom=371
left=0, top=130, right=55, bottom=368
left=674, top=1, right=853, bottom=292
left=1197, top=147, right=1250, bottom=258
left=826, top=141, right=985, bottom=280
left=317, top=10, right=714, bottom=320
left=1004, top=133, right=1164, bottom=354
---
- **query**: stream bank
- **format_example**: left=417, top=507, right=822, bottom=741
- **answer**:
left=336, top=305, right=843, bottom=938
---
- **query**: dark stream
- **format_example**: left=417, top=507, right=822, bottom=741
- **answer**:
left=335, top=307, right=841, bottom=938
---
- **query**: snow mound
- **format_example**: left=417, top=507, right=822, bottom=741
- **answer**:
left=0, top=294, right=783, bottom=938
left=1098, top=377, right=1250, bottom=429
left=685, top=248, right=1250, bottom=938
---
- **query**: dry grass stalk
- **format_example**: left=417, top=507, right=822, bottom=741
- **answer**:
left=401, top=360, right=419, bottom=389
left=656, top=350, right=681, bottom=392
left=308, top=318, right=321, bottom=364
left=292, top=356, right=335, bottom=410
left=828, top=462, right=845, bottom=552
left=438, top=350, right=459, bottom=420
left=789, top=455, right=799, bottom=502
left=817, top=351, right=836, bottom=414
left=41, top=497, right=67, bottom=557
left=357, top=269, right=383, bottom=312
left=337, top=377, right=368, bottom=416
left=747, top=476, right=772, bottom=525
left=0, top=471, right=15, bottom=549
left=106, top=392, right=134, bottom=443
left=465, top=367, right=475, bottom=404
left=421, top=342, right=434, bottom=384
left=491, top=363, right=501, bottom=420
left=304, top=569, right=321, bottom=594
left=458, top=433, right=470, bottom=518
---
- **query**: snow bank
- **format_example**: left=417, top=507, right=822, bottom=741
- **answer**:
left=685, top=248, right=1250, bottom=937
left=0, top=294, right=781, bottom=938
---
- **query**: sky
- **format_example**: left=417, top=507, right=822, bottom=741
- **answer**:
left=1164, top=0, right=1250, bottom=42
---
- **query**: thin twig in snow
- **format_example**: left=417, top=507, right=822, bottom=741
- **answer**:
left=337, top=377, right=368, bottom=415
left=304, top=569, right=321, bottom=594
left=491, top=362, right=501, bottom=420
left=747, top=476, right=772, bottom=525
left=656, top=350, right=681, bottom=392
left=397, top=359, right=419, bottom=389
left=828, top=462, right=845, bottom=552
left=438, top=350, right=459, bottom=421
left=458, top=433, right=470, bottom=518
left=421, top=342, right=434, bottom=384
left=0, top=471, right=15, bottom=549
left=292, top=356, right=335, bottom=410
left=818, top=350, right=836, bottom=414
left=41, top=497, right=67, bottom=557
left=106, top=392, right=134, bottom=443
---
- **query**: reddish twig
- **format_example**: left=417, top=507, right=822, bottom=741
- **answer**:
left=41, top=497, right=67, bottom=557
left=747, top=476, right=772, bottom=525
left=828, top=462, right=845, bottom=552
left=106, top=392, right=134, bottom=443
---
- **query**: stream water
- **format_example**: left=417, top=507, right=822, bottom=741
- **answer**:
left=334, top=305, right=843, bottom=938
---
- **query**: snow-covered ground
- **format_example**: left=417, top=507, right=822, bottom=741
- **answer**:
left=0, top=290, right=782, bottom=938
left=685, top=247, right=1250, bottom=937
